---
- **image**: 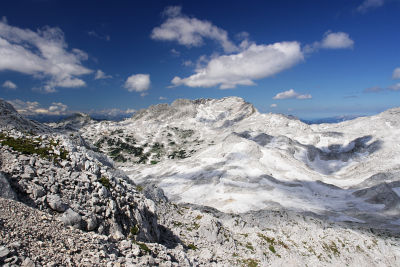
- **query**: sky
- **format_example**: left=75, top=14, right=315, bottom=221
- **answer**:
left=0, top=0, right=399, bottom=120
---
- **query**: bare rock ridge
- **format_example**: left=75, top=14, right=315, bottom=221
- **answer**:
left=0, top=99, right=50, bottom=133
left=1, top=97, right=400, bottom=266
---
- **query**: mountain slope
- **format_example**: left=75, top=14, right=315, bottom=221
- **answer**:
left=78, top=97, right=400, bottom=231
left=1, top=97, right=400, bottom=266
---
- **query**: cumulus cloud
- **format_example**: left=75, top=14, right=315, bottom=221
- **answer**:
left=151, top=6, right=237, bottom=52
left=0, top=20, right=92, bottom=93
left=357, top=0, right=385, bottom=13
left=124, top=74, right=150, bottom=92
left=305, top=31, right=354, bottom=53
left=94, top=69, right=112, bottom=80
left=270, top=103, right=277, bottom=108
left=171, top=42, right=303, bottom=89
left=159, top=96, right=167, bottom=100
left=273, top=89, right=312, bottom=100
left=392, top=67, right=400, bottom=80
left=320, top=32, right=354, bottom=49
left=7, top=99, right=69, bottom=115
left=2, top=80, right=17, bottom=89
left=48, top=102, right=68, bottom=113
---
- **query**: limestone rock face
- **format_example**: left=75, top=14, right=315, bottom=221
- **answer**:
left=0, top=130, right=160, bottom=243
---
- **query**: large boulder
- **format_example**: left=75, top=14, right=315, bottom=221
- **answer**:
left=0, top=172, right=17, bottom=200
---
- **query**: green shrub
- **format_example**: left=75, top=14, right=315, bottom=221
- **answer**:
left=99, top=176, right=111, bottom=189
left=269, top=245, right=276, bottom=254
left=0, top=133, right=68, bottom=161
left=133, top=241, right=151, bottom=254
left=130, top=225, right=139, bottom=236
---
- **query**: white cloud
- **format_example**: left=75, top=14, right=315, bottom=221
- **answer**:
left=88, top=31, right=110, bottom=41
left=392, top=67, right=400, bottom=79
left=7, top=99, right=69, bottom=115
left=304, top=31, right=354, bottom=53
left=273, top=89, right=312, bottom=100
left=170, top=48, right=180, bottom=56
left=125, top=108, right=136, bottom=114
left=151, top=6, right=237, bottom=52
left=0, top=20, right=92, bottom=93
left=159, top=96, right=167, bottom=100
left=124, top=74, right=150, bottom=92
left=94, top=69, right=112, bottom=80
left=163, top=6, right=182, bottom=17
left=171, top=42, right=303, bottom=89
left=388, top=83, right=400, bottom=91
left=364, top=83, right=400, bottom=93
left=320, top=32, right=354, bottom=49
left=48, top=102, right=67, bottom=113
left=270, top=103, right=277, bottom=108
left=364, top=86, right=384, bottom=93
left=182, top=60, right=193, bottom=67
left=357, top=0, right=385, bottom=13
left=2, top=80, right=17, bottom=89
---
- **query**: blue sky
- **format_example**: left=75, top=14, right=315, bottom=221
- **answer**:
left=0, top=0, right=399, bottom=119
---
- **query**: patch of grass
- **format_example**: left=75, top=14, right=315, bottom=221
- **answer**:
left=277, top=240, right=289, bottom=249
left=136, top=185, right=143, bottom=192
left=322, top=241, right=340, bottom=256
left=168, top=149, right=187, bottom=159
left=150, top=160, right=158, bottom=165
left=172, top=221, right=183, bottom=227
left=240, top=258, right=259, bottom=267
left=187, top=243, right=198, bottom=250
left=0, top=133, right=68, bottom=161
left=258, top=233, right=275, bottom=245
left=98, top=176, right=111, bottom=189
left=245, top=242, right=254, bottom=251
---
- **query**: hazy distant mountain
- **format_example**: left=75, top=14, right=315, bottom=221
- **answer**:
left=301, top=115, right=365, bottom=124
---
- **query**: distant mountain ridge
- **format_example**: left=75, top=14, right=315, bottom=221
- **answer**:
left=301, top=115, right=365, bottom=124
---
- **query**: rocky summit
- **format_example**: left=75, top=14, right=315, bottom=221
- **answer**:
left=0, top=97, right=400, bottom=266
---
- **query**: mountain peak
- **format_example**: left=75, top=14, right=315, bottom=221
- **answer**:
left=0, top=99, right=49, bottom=133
